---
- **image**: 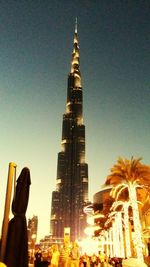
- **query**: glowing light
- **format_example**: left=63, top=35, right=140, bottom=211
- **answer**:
left=107, top=157, right=150, bottom=261
left=87, top=216, right=94, bottom=225
left=61, top=139, right=67, bottom=144
left=87, top=213, right=104, bottom=225
left=83, top=178, right=88, bottom=183
left=112, top=201, right=131, bottom=258
left=79, top=238, right=99, bottom=256
left=110, top=181, right=144, bottom=260
left=129, top=185, right=144, bottom=260
left=83, top=205, right=94, bottom=215
left=56, top=179, right=61, bottom=184
left=84, top=225, right=101, bottom=236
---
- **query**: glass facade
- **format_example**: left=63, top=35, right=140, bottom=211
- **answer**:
left=50, top=24, right=89, bottom=241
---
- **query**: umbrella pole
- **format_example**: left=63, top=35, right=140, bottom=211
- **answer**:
left=0, top=162, right=17, bottom=261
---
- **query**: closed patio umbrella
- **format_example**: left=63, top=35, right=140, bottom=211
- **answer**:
left=4, top=167, right=31, bottom=267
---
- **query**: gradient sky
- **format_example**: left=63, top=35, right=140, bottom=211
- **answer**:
left=0, top=0, right=149, bottom=241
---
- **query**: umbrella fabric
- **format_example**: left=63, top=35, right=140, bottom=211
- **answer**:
left=4, top=167, right=31, bottom=267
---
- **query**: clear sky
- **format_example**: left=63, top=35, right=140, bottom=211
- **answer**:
left=0, top=0, right=149, bottom=241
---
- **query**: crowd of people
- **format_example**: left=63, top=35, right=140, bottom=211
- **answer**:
left=33, top=241, right=123, bottom=267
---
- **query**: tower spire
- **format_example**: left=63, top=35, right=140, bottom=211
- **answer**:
left=75, top=17, right=77, bottom=33
left=70, top=18, right=81, bottom=88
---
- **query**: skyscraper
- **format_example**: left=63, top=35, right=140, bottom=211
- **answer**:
left=27, top=215, right=38, bottom=252
left=50, top=21, right=89, bottom=242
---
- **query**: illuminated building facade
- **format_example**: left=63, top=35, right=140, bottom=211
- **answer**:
left=50, top=22, right=89, bottom=241
left=28, top=215, right=38, bottom=249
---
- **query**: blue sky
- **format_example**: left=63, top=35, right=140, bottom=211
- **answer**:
left=0, top=0, right=149, bottom=240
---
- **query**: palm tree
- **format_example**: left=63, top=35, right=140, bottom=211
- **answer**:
left=105, top=157, right=150, bottom=261
left=105, top=210, right=125, bottom=258
left=111, top=200, right=131, bottom=258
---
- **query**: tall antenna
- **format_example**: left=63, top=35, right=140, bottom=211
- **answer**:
left=75, top=17, right=77, bottom=33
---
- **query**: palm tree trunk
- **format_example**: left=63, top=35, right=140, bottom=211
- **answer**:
left=117, top=212, right=125, bottom=258
left=124, top=203, right=131, bottom=258
left=129, top=185, right=144, bottom=261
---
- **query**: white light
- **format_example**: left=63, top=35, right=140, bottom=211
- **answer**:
left=84, top=225, right=101, bottom=236
left=79, top=238, right=99, bottom=256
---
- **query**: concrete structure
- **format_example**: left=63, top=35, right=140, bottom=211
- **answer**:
left=50, top=21, right=89, bottom=241
left=39, top=234, right=63, bottom=251
left=28, top=215, right=38, bottom=252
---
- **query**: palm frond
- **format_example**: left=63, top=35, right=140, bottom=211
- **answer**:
left=115, top=184, right=128, bottom=200
left=111, top=183, right=127, bottom=200
left=106, top=156, right=150, bottom=187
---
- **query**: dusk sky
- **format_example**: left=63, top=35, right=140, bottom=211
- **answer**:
left=0, top=0, right=149, bottom=241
